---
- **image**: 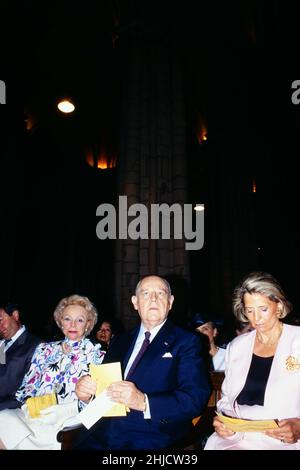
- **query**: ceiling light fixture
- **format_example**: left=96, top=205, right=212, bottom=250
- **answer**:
left=57, top=99, right=75, bottom=114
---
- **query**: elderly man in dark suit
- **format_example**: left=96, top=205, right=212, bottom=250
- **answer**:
left=75, top=275, right=210, bottom=450
left=0, top=302, right=41, bottom=411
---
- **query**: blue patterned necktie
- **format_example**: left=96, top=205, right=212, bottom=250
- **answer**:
left=126, top=331, right=151, bottom=378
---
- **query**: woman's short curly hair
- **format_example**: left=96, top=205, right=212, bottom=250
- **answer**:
left=53, top=294, right=98, bottom=336
left=233, top=271, right=292, bottom=322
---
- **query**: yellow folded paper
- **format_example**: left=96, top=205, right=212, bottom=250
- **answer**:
left=26, top=393, right=57, bottom=418
left=89, top=362, right=127, bottom=417
left=216, top=412, right=278, bottom=432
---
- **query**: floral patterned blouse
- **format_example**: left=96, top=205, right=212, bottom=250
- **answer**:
left=16, top=337, right=105, bottom=404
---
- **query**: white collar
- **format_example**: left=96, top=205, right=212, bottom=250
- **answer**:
left=9, top=325, right=26, bottom=344
left=138, top=319, right=167, bottom=343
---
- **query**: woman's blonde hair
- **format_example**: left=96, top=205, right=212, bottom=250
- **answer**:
left=233, top=271, right=292, bottom=322
left=54, top=294, right=98, bottom=336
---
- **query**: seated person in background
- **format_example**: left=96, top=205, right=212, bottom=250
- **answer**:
left=75, top=275, right=211, bottom=450
left=0, top=301, right=41, bottom=411
left=205, top=271, right=300, bottom=450
left=0, top=294, right=105, bottom=450
left=235, top=320, right=253, bottom=336
left=193, top=313, right=226, bottom=371
left=94, top=320, right=114, bottom=351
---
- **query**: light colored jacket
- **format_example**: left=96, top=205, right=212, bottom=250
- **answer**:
left=205, top=323, right=300, bottom=450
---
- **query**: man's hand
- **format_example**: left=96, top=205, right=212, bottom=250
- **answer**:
left=75, top=375, right=97, bottom=403
left=265, top=418, right=300, bottom=444
left=213, top=416, right=236, bottom=438
left=106, top=381, right=146, bottom=411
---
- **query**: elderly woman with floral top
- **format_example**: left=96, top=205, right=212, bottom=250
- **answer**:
left=205, top=272, right=300, bottom=450
left=0, top=294, right=105, bottom=450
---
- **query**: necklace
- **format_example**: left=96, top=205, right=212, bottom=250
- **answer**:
left=256, top=322, right=283, bottom=346
left=61, top=341, right=73, bottom=354
left=61, top=338, right=82, bottom=355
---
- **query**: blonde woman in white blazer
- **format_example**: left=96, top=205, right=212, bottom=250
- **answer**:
left=205, top=272, right=300, bottom=450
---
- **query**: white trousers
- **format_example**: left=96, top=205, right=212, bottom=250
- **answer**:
left=0, top=407, right=63, bottom=450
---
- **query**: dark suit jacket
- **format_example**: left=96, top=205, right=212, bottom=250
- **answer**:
left=77, top=319, right=211, bottom=450
left=0, top=329, right=41, bottom=411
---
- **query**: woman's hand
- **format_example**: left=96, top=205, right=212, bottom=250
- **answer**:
left=39, top=401, right=78, bottom=426
left=196, top=323, right=215, bottom=343
left=213, top=416, right=236, bottom=438
left=265, top=418, right=300, bottom=444
left=196, top=322, right=219, bottom=357
left=75, top=375, right=97, bottom=402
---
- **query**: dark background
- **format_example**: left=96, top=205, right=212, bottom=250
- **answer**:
left=1, top=0, right=300, bottom=338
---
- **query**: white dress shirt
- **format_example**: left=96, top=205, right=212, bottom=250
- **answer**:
left=124, top=320, right=167, bottom=418
left=0, top=325, right=26, bottom=352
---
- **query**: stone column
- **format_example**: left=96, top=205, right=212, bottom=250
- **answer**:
left=115, top=37, right=189, bottom=329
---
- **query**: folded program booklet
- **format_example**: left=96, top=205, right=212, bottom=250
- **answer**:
left=216, top=412, right=279, bottom=432
left=78, top=362, right=127, bottom=429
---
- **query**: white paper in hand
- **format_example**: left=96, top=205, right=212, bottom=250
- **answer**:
left=78, top=390, right=115, bottom=429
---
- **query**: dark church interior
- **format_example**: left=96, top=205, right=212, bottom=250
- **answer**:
left=1, top=0, right=300, bottom=340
